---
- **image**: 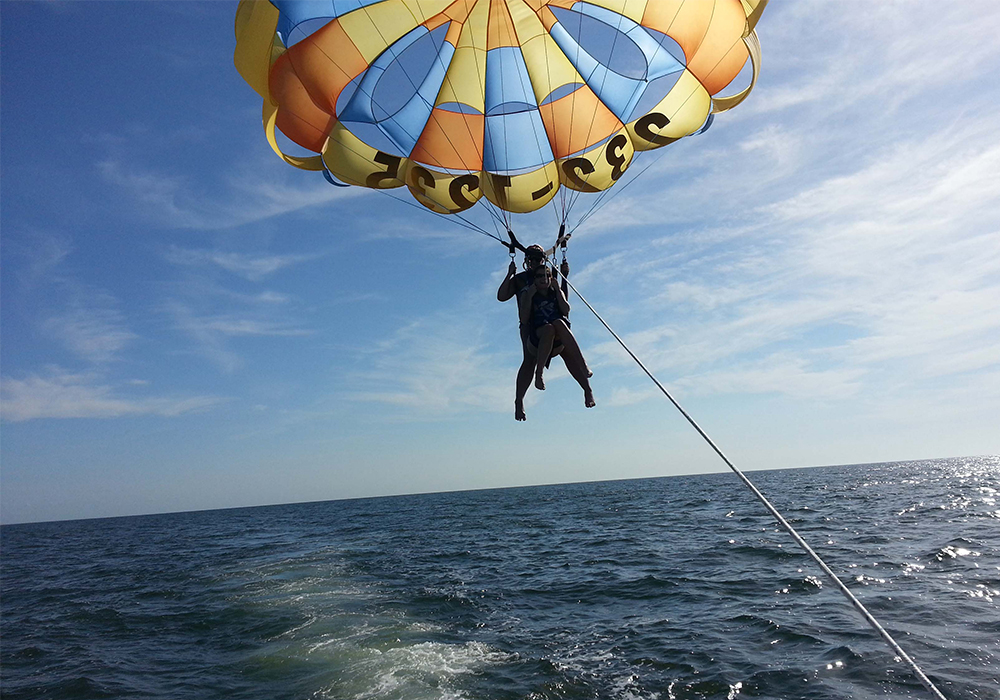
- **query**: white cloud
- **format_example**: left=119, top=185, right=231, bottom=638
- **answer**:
left=604, top=385, right=661, bottom=408
left=256, top=291, right=292, bottom=304
left=344, top=314, right=515, bottom=418
left=185, top=316, right=313, bottom=337
left=13, top=247, right=139, bottom=366
left=840, top=285, right=1000, bottom=371
left=561, top=100, right=1000, bottom=417
left=42, top=298, right=137, bottom=364
left=98, top=157, right=362, bottom=230
left=768, top=132, right=1000, bottom=234
left=0, top=369, right=224, bottom=422
left=164, top=246, right=325, bottom=281
left=752, top=2, right=1000, bottom=117
left=676, top=355, right=867, bottom=401
left=163, top=300, right=312, bottom=373
left=14, top=234, right=73, bottom=287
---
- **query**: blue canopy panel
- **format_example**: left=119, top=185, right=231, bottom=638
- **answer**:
left=337, top=23, right=453, bottom=158
left=272, top=0, right=386, bottom=47
left=549, top=2, right=687, bottom=123
left=483, top=46, right=554, bottom=175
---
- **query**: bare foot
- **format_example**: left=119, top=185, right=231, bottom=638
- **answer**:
left=515, top=401, right=526, bottom=421
left=584, top=390, right=596, bottom=408
left=535, top=372, right=545, bottom=390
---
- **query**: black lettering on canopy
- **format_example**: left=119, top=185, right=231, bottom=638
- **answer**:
left=562, top=157, right=599, bottom=192
left=448, top=173, right=479, bottom=212
left=489, top=173, right=512, bottom=209
left=605, top=134, right=628, bottom=181
left=634, top=112, right=674, bottom=147
left=366, top=151, right=402, bottom=188
left=532, top=181, right=554, bottom=200
left=409, top=165, right=434, bottom=194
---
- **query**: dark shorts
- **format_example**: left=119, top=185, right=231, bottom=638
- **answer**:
left=522, top=321, right=565, bottom=358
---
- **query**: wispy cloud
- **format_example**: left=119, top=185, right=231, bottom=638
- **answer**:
left=42, top=296, right=137, bottom=364
left=164, top=246, right=324, bottom=281
left=676, top=355, right=867, bottom=402
left=176, top=314, right=313, bottom=338
left=750, top=3, right=1000, bottom=117
left=603, top=385, right=661, bottom=408
left=9, top=233, right=74, bottom=288
left=162, top=300, right=312, bottom=373
left=157, top=242, right=321, bottom=372
left=567, top=102, right=1000, bottom=414
left=767, top=131, right=1000, bottom=234
left=5, top=235, right=138, bottom=366
left=98, top=156, right=362, bottom=230
left=345, top=313, right=514, bottom=418
left=0, top=368, right=224, bottom=422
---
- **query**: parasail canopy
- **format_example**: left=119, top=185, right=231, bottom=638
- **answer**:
left=235, top=0, right=767, bottom=219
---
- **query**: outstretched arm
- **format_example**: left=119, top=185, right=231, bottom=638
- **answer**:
left=497, top=260, right=519, bottom=301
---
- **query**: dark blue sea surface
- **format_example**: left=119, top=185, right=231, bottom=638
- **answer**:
left=2, top=457, right=998, bottom=700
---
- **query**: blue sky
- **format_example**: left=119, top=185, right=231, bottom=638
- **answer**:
left=2, top=1, right=999, bottom=524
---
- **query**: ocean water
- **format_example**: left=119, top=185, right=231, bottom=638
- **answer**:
left=1, top=457, right=997, bottom=700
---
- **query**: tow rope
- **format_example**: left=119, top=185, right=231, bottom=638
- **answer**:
left=556, top=271, right=949, bottom=700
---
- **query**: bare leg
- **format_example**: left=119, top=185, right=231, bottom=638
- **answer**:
left=551, top=320, right=596, bottom=408
left=514, top=347, right=533, bottom=421
left=560, top=320, right=592, bottom=376
left=534, top=324, right=555, bottom=390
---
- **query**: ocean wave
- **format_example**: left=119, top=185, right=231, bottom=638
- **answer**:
left=314, top=640, right=514, bottom=700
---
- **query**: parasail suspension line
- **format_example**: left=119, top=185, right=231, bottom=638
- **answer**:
left=567, top=14, right=750, bottom=233
left=555, top=272, right=949, bottom=700
left=369, top=186, right=505, bottom=244
left=569, top=146, right=666, bottom=234
left=349, top=0, right=516, bottom=240
left=568, top=108, right=714, bottom=235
